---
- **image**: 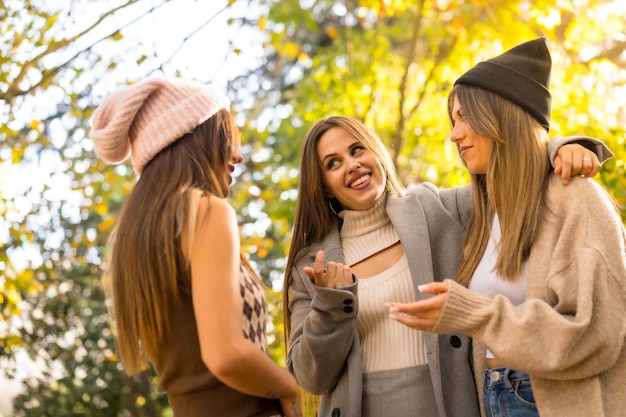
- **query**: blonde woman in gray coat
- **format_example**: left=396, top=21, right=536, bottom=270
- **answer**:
left=282, top=115, right=608, bottom=417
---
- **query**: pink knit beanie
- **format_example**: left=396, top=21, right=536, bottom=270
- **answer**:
left=90, top=77, right=230, bottom=175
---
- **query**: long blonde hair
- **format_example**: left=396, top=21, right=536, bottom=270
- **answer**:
left=449, top=85, right=552, bottom=285
left=103, top=109, right=251, bottom=375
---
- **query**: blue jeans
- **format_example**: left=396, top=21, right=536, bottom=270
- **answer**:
left=484, top=368, right=538, bottom=417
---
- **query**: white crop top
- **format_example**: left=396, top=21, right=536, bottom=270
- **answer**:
left=468, top=214, right=528, bottom=358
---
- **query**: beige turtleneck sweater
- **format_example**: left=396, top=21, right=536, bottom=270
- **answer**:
left=339, top=195, right=428, bottom=372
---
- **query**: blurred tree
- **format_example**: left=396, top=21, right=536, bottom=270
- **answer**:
left=232, top=2, right=626, bottom=414
left=1, top=0, right=246, bottom=415
left=1, top=0, right=625, bottom=416
left=228, top=1, right=626, bottom=299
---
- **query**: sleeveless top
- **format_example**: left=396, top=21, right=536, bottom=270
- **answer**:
left=152, top=265, right=281, bottom=417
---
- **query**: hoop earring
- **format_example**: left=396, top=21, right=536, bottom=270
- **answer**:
left=328, top=198, right=342, bottom=216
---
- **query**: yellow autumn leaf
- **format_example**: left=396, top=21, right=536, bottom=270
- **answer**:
left=11, top=147, right=24, bottom=164
left=98, top=216, right=116, bottom=232
left=105, top=351, right=118, bottom=362
left=282, top=42, right=299, bottom=59
left=95, top=201, right=108, bottom=216
left=6, top=288, right=21, bottom=306
left=325, top=26, right=338, bottom=40
left=29, top=120, right=40, bottom=131
left=6, top=335, right=25, bottom=348
left=16, top=268, right=35, bottom=289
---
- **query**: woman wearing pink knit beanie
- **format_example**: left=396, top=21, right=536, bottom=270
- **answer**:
left=90, top=77, right=301, bottom=417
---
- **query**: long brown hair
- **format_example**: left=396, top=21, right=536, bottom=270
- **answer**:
left=282, top=116, right=404, bottom=339
left=103, top=109, right=247, bottom=375
left=449, top=85, right=552, bottom=285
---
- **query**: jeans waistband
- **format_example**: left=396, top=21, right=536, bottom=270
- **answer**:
left=484, top=367, right=530, bottom=387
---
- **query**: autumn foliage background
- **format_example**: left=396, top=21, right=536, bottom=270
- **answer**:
left=1, top=0, right=625, bottom=416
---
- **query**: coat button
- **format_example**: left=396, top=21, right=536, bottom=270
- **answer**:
left=449, top=335, right=462, bottom=348
left=332, top=408, right=341, bottom=417
left=343, top=299, right=353, bottom=305
left=343, top=306, right=353, bottom=313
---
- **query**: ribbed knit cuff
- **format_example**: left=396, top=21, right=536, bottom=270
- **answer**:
left=432, top=279, right=492, bottom=334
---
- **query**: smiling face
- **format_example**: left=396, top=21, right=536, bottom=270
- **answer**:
left=449, top=95, right=494, bottom=175
left=317, top=126, right=386, bottom=211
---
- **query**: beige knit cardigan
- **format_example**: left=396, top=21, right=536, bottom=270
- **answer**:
left=433, top=175, right=626, bottom=417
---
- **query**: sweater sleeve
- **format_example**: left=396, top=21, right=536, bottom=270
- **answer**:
left=412, top=182, right=473, bottom=228
left=547, top=135, right=614, bottom=165
left=433, top=177, right=626, bottom=381
left=286, top=255, right=358, bottom=394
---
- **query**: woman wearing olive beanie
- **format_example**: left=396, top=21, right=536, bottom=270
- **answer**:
left=388, top=38, right=625, bottom=417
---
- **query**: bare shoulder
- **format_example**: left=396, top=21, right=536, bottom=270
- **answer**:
left=192, top=194, right=238, bottom=246
left=182, top=193, right=237, bottom=261
left=197, top=194, right=236, bottom=223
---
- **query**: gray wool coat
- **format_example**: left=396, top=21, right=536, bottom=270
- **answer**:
left=287, top=183, right=480, bottom=417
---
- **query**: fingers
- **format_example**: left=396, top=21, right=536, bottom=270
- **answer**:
left=324, top=260, right=337, bottom=280
left=578, top=153, right=600, bottom=178
left=584, top=152, right=601, bottom=178
left=305, top=250, right=353, bottom=288
left=386, top=293, right=445, bottom=316
left=417, top=281, right=448, bottom=294
left=553, top=155, right=563, bottom=175
left=313, top=250, right=325, bottom=275
left=341, top=263, right=353, bottom=286
left=558, top=144, right=601, bottom=182
left=386, top=295, right=445, bottom=332
left=303, top=266, right=315, bottom=281
left=579, top=158, right=591, bottom=177
left=303, top=250, right=325, bottom=282
left=322, top=261, right=353, bottom=287
left=555, top=144, right=602, bottom=185
left=555, top=146, right=576, bottom=185
left=386, top=285, right=448, bottom=332
left=553, top=154, right=572, bottom=186
left=388, top=312, right=434, bottom=331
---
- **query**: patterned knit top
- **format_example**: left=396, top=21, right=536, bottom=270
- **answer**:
left=240, top=266, right=269, bottom=350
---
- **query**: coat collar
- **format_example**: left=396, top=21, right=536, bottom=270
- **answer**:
left=303, top=192, right=435, bottom=291
left=386, top=192, right=434, bottom=292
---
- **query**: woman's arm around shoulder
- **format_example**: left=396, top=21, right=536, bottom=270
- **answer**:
left=191, top=195, right=301, bottom=416
left=407, top=182, right=473, bottom=227
left=549, top=136, right=613, bottom=185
